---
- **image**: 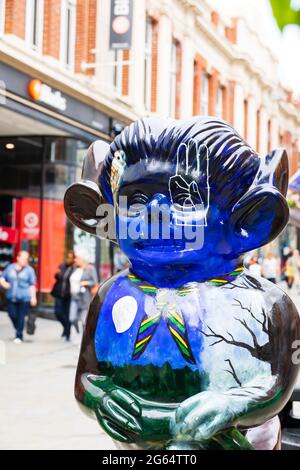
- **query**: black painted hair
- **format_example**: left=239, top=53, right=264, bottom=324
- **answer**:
left=65, top=115, right=288, bottom=242
left=100, top=117, right=261, bottom=210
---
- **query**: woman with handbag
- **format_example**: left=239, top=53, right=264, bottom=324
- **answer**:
left=0, top=251, right=37, bottom=344
left=51, top=251, right=75, bottom=341
left=69, top=249, right=98, bottom=341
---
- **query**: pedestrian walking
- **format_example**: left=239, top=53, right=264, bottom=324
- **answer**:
left=0, top=251, right=37, bottom=343
left=285, top=250, right=299, bottom=290
left=69, top=249, right=98, bottom=340
left=113, top=248, right=129, bottom=273
left=51, top=251, right=75, bottom=341
left=248, top=255, right=262, bottom=277
left=261, top=253, right=279, bottom=284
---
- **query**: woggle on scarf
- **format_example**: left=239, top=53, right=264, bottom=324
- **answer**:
left=64, top=117, right=300, bottom=450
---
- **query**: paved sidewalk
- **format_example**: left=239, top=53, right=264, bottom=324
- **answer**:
left=0, top=312, right=116, bottom=450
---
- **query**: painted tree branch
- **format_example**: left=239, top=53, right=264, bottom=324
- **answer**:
left=233, top=298, right=268, bottom=334
left=225, top=359, right=242, bottom=387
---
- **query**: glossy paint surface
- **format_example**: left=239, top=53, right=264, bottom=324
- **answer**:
left=64, top=117, right=300, bottom=450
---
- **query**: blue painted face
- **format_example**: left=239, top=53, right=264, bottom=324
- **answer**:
left=114, top=159, right=240, bottom=285
left=93, top=118, right=289, bottom=286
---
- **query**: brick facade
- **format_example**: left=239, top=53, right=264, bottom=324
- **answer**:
left=5, top=0, right=26, bottom=39
left=0, top=0, right=299, bottom=176
left=75, top=0, right=97, bottom=75
left=193, top=53, right=207, bottom=116
left=43, top=0, right=61, bottom=59
left=222, top=86, right=228, bottom=121
left=122, top=49, right=130, bottom=96
left=225, top=18, right=238, bottom=45
left=211, top=11, right=219, bottom=28
left=208, top=68, right=219, bottom=116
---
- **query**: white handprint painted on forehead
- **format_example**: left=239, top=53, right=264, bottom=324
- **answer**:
left=169, top=140, right=210, bottom=227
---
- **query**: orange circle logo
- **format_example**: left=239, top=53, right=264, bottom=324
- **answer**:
left=28, top=79, right=42, bottom=101
left=112, top=16, right=130, bottom=35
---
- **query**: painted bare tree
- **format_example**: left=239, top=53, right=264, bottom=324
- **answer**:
left=199, top=298, right=297, bottom=382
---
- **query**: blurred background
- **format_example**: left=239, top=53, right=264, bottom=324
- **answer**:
left=0, top=0, right=300, bottom=450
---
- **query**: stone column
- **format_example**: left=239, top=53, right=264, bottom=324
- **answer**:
left=180, top=33, right=194, bottom=119
left=271, top=116, right=279, bottom=149
left=130, top=0, right=146, bottom=113
left=94, top=0, right=115, bottom=94
left=233, top=82, right=244, bottom=137
left=157, top=12, right=172, bottom=117
left=259, top=106, right=268, bottom=156
left=247, top=95, right=257, bottom=150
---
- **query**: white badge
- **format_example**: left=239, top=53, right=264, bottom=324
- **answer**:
left=112, top=296, right=138, bottom=333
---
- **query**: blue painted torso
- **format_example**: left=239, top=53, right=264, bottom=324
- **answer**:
left=94, top=271, right=274, bottom=402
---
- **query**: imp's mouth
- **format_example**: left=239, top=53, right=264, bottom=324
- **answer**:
left=133, top=239, right=187, bottom=252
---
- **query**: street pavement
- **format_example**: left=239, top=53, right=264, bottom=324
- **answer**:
left=0, top=312, right=117, bottom=450
left=0, top=282, right=300, bottom=450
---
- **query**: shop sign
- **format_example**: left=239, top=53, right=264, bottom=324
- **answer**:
left=0, top=226, right=19, bottom=244
left=109, top=0, right=133, bottom=49
left=22, top=209, right=40, bottom=240
left=28, top=79, right=67, bottom=112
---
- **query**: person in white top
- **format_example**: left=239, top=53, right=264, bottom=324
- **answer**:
left=261, top=253, right=279, bottom=284
left=248, top=256, right=262, bottom=277
left=69, top=248, right=98, bottom=339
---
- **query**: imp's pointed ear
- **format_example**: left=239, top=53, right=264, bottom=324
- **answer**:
left=64, top=140, right=110, bottom=236
left=230, top=186, right=289, bottom=253
left=255, top=148, right=289, bottom=196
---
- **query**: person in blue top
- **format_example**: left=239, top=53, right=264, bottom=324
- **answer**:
left=0, top=251, right=37, bottom=343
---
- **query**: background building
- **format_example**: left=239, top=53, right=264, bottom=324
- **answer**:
left=0, top=0, right=300, bottom=302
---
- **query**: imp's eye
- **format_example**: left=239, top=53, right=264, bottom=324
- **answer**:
left=129, top=193, right=149, bottom=206
left=124, top=193, right=149, bottom=217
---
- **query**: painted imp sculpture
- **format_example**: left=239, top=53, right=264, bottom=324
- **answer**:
left=64, top=117, right=300, bottom=450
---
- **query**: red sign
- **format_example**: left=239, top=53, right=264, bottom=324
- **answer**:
left=0, top=226, right=19, bottom=244
left=21, top=201, right=40, bottom=241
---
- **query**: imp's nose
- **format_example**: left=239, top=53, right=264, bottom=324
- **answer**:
left=147, top=194, right=170, bottom=222
left=148, top=193, right=169, bottom=208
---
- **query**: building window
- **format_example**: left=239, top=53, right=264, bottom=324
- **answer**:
left=60, top=0, right=76, bottom=69
left=144, top=18, right=153, bottom=111
left=114, top=50, right=123, bottom=94
left=25, top=0, right=44, bottom=51
left=200, top=73, right=209, bottom=115
left=216, top=86, right=223, bottom=119
left=0, top=0, right=5, bottom=36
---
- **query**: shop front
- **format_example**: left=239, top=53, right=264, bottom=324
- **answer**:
left=0, top=63, right=123, bottom=305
